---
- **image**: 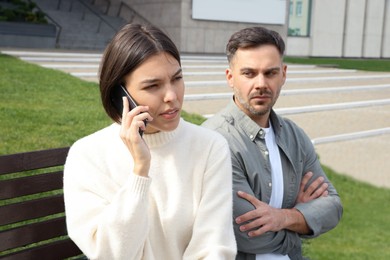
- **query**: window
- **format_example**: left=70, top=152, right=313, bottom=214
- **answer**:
left=288, top=0, right=311, bottom=36
left=296, top=1, right=302, bottom=17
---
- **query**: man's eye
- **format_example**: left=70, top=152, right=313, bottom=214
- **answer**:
left=174, top=75, right=183, bottom=81
left=267, top=70, right=279, bottom=77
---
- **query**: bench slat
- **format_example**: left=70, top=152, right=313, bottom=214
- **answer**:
left=0, top=239, right=84, bottom=260
left=0, top=217, right=68, bottom=251
left=0, top=195, right=65, bottom=226
left=0, top=171, right=63, bottom=200
left=0, top=147, right=83, bottom=258
left=0, top=147, right=70, bottom=175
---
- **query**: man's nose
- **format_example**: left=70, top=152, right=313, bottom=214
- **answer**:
left=255, top=74, right=266, bottom=88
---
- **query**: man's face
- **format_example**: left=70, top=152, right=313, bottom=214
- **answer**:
left=226, top=45, right=287, bottom=126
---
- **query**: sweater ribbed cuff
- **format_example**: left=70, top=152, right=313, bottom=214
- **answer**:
left=126, top=174, right=152, bottom=199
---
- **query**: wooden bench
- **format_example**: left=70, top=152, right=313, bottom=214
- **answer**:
left=0, top=147, right=84, bottom=259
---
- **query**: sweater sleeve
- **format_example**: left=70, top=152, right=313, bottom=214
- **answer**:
left=183, top=137, right=237, bottom=259
left=63, top=140, right=152, bottom=260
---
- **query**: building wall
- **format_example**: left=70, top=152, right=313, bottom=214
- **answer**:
left=286, top=37, right=311, bottom=56
left=179, top=0, right=289, bottom=54
left=310, top=0, right=346, bottom=57
left=112, top=0, right=183, bottom=48
left=106, top=0, right=289, bottom=54
left=383, top=1, right=390, bottom=57
left=0, top=21, right=57, bottom=49
left=362, top=0, right=386, bottom=57
left=287, top=0, right=390, bottom=58
left=342, top=0, right=365, bottom=57
left=100, top=0, right=389, bottom=58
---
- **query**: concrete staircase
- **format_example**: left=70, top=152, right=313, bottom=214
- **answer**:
left=33, top=0, right=127, bottom=50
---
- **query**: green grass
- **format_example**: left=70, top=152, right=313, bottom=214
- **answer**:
left=285, top=56, right=390, bottom=72
left=0, top=54, right=204, bottom=154
left=0, top=54, right=110, bottom=154
left=1, top=54, right=389, bottom=259
left=303, top=166, right=390, bottom=259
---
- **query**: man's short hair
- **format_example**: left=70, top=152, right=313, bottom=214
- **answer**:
left=226, top=26, right=285, bottom=63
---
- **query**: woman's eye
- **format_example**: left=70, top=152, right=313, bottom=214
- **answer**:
left=175, top=75, right=183, bottom=81
left=145, top=84, right=158, bottom=89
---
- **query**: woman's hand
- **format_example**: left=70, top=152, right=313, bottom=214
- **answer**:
left=120, top=97, right=153, bottom=177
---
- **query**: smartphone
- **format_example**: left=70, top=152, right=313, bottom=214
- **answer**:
left=111, top=85, right=147, bottom=136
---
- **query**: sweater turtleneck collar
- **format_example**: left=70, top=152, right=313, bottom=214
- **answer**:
left=141, top=118, right=183, bottom=148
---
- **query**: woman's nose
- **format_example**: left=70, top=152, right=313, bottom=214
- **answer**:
left=163, top=85, right=178, bottom=102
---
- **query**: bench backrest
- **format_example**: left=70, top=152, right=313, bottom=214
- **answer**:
left=0, top=147, right=84, bottom=259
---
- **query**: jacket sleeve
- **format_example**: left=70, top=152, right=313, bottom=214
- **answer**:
left=63, top=140, right=151, bottom=260
left=231, top=151, right=302, bottom=255
left=294, top=132, right=343, bottom=238
left=183, top=138, right=237, bottom=259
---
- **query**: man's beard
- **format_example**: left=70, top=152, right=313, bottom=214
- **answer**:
left=233, top=88, right=273, bottom=116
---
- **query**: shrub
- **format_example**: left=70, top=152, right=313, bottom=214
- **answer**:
left=0, top=0, right=48, bottom=24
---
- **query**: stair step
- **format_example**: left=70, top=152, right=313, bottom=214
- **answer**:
left=33, top=0, right=126, bottom=50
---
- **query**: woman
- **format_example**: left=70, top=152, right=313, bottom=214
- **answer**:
left=64, top=23, right=236, bottom=259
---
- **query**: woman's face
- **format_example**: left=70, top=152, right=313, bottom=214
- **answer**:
left=123, top=52, right=184, bottom=134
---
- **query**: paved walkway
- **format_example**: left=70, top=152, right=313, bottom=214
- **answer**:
left=2, top=48, right=389, bottom=188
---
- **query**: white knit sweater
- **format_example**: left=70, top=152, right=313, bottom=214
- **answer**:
left=64, top=119, right=236, bottom=259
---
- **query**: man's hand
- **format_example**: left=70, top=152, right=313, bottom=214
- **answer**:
left=236, top=191, right=311, bottom=237
left=236, top=191, right=294, bottom=237
left=235, top=172, right=328, bottom=238
left=296, top=172, right=328, bottom=204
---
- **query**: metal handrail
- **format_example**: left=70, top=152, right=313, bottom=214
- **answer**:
left=75, top=0, right=117, bottom=33
left=117, top=1, right=150, bottom=24
left=56, top=0, right=118, bottom=33
left=33, top=2, right=62, bottom=47
left=90, top=0, right=111, bottom=14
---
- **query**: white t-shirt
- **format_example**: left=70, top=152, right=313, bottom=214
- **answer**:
left=256, top=123, right=290, bottom=260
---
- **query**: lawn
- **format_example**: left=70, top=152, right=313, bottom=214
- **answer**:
left=303, top=166, right=390, bottom=259
left=285, top=56, right=390, bottom=72
left=0, top=54, right=110, bottom=154
left=1, top=53, right=389, bottom=259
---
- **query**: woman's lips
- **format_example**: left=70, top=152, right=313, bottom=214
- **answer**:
left=160, top=108, right=180, bottom=119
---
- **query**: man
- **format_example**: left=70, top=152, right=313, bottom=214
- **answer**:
left=202, top=27, right=343, bottom=259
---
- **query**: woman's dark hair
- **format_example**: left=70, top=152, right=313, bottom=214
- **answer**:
left=226, top=26, right=285, bottom=63
left=99, top=23, right=181, bottom=123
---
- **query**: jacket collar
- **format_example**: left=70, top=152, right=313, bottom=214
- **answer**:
left=222, top=98, right=282, bottom=142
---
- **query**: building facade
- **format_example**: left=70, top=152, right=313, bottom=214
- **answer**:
left=95, top=0, right=289, bottom=54
left=287, top=0, right=390, bottom=58
left=95, top=0, right=389, bottom=58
